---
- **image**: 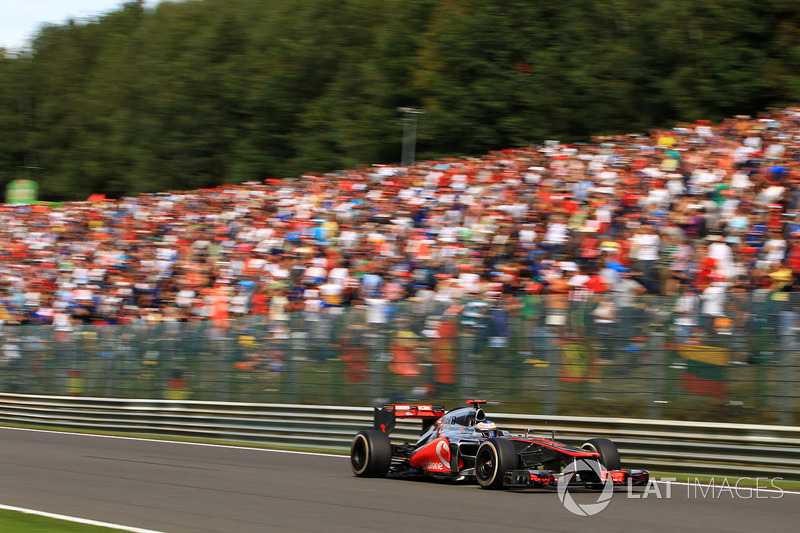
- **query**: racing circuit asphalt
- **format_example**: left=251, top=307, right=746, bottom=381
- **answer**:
left=0, top=427, right=796, bottom=532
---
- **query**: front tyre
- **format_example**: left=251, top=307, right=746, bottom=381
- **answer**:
left=581, top=438, right=621, bottom=471
left=475, top=439, right=518, bottom=489
left=351, top=430, right=392, bottom=477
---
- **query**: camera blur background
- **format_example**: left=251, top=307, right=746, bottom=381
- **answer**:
left=1, top=0, right=800, bottom=200
left=1, top=1, right=800, bottom=425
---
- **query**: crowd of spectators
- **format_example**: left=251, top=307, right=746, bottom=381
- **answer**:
left=2, top=108, right=800, bottom=332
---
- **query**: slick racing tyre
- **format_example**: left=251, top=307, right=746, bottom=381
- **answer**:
left=475, top=438, right=518, bottom=490
left=581, top=438, right=621, bottom=471
left=351, top=430, right=392, bottom=477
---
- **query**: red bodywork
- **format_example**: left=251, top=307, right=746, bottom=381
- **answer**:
left=409, top=437, right=463, bottom=473
left=385, top=404, right=446, bottom=419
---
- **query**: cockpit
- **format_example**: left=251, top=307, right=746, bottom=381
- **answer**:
left=415, top=407, right=499, bottom=447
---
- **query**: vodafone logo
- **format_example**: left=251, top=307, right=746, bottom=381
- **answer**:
left=421, top=440, right=451, bottom=472
left=557, top=460, right=614, bottom=516
left=436, top=440, right=449, bottom=466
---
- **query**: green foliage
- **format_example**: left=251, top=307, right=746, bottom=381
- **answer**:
left=1, top=0, right=800, bottom=199
left=0, top=509, right=122, bottom=532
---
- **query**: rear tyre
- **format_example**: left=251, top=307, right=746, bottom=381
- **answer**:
left=351, top=430, right=392, bottom=477
left=581, top=438, right=621, bottom=470
left=475, top=439, right=518, bottom=490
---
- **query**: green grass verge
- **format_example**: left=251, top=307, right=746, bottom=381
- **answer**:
left=0, top=509, right=122, bottom=532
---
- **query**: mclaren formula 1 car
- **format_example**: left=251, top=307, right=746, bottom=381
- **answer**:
left=350, top=400, right=649, bottom=490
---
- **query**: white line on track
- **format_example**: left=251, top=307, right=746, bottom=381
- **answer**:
left=0, top=503, right=164, bottom=532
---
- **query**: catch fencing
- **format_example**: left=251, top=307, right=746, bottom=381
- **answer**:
left=1, top=393, right=798, bottom=479
left=0, top=293, right=797, bottom=425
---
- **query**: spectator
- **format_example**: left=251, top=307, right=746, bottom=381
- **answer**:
left=699, top=274, right=728, bottom=334
left=1, top=107, right=800, bottom=332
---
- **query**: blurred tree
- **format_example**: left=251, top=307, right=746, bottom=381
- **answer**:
left=0, top=0, right=799, bottom=200
left=0, top=52, right=26, bottom=189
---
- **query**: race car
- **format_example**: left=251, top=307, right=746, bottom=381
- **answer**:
left=350, top=400, right=649, bottom=490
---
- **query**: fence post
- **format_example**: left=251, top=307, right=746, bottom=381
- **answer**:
left=779, top=316, right=795, bottom=426
left=365, top=331, right=381, bottom=403
left=647, top=331, right=665, bottom=420
left=285, top=331, right=305, bottom=404
left=212, top=326, right=229, bottom=402
left=458, top=329, right=477, bottom=399
left=542, top=326, right=558, bottom=416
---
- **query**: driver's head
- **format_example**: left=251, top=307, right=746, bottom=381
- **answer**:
left=476, top=420, right=497, bottom=432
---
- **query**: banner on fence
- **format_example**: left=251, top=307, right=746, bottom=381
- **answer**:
left=678, top=342, right=728, bottom=397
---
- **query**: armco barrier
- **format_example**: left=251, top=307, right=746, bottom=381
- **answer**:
left=1, top=393, right=799, bottom=479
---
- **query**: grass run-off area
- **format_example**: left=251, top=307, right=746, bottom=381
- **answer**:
left=0, top=509, right=125, bottom=532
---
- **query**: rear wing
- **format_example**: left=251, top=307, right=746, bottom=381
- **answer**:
left=373, top=404, right=445, bottom=435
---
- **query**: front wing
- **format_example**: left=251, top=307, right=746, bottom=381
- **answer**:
left=504, top=468, right=650, bottom=489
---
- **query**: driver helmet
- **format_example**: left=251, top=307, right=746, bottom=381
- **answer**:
left=475, top=420, right=497, bottom=432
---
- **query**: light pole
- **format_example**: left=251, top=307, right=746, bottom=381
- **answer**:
left=398, top=107, right=424, bottom=168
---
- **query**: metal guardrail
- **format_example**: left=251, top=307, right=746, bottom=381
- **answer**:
left=1, top=393, right=798, bottom=479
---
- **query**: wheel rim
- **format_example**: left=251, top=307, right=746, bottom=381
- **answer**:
left=476, top=446, right=495, bottom=482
